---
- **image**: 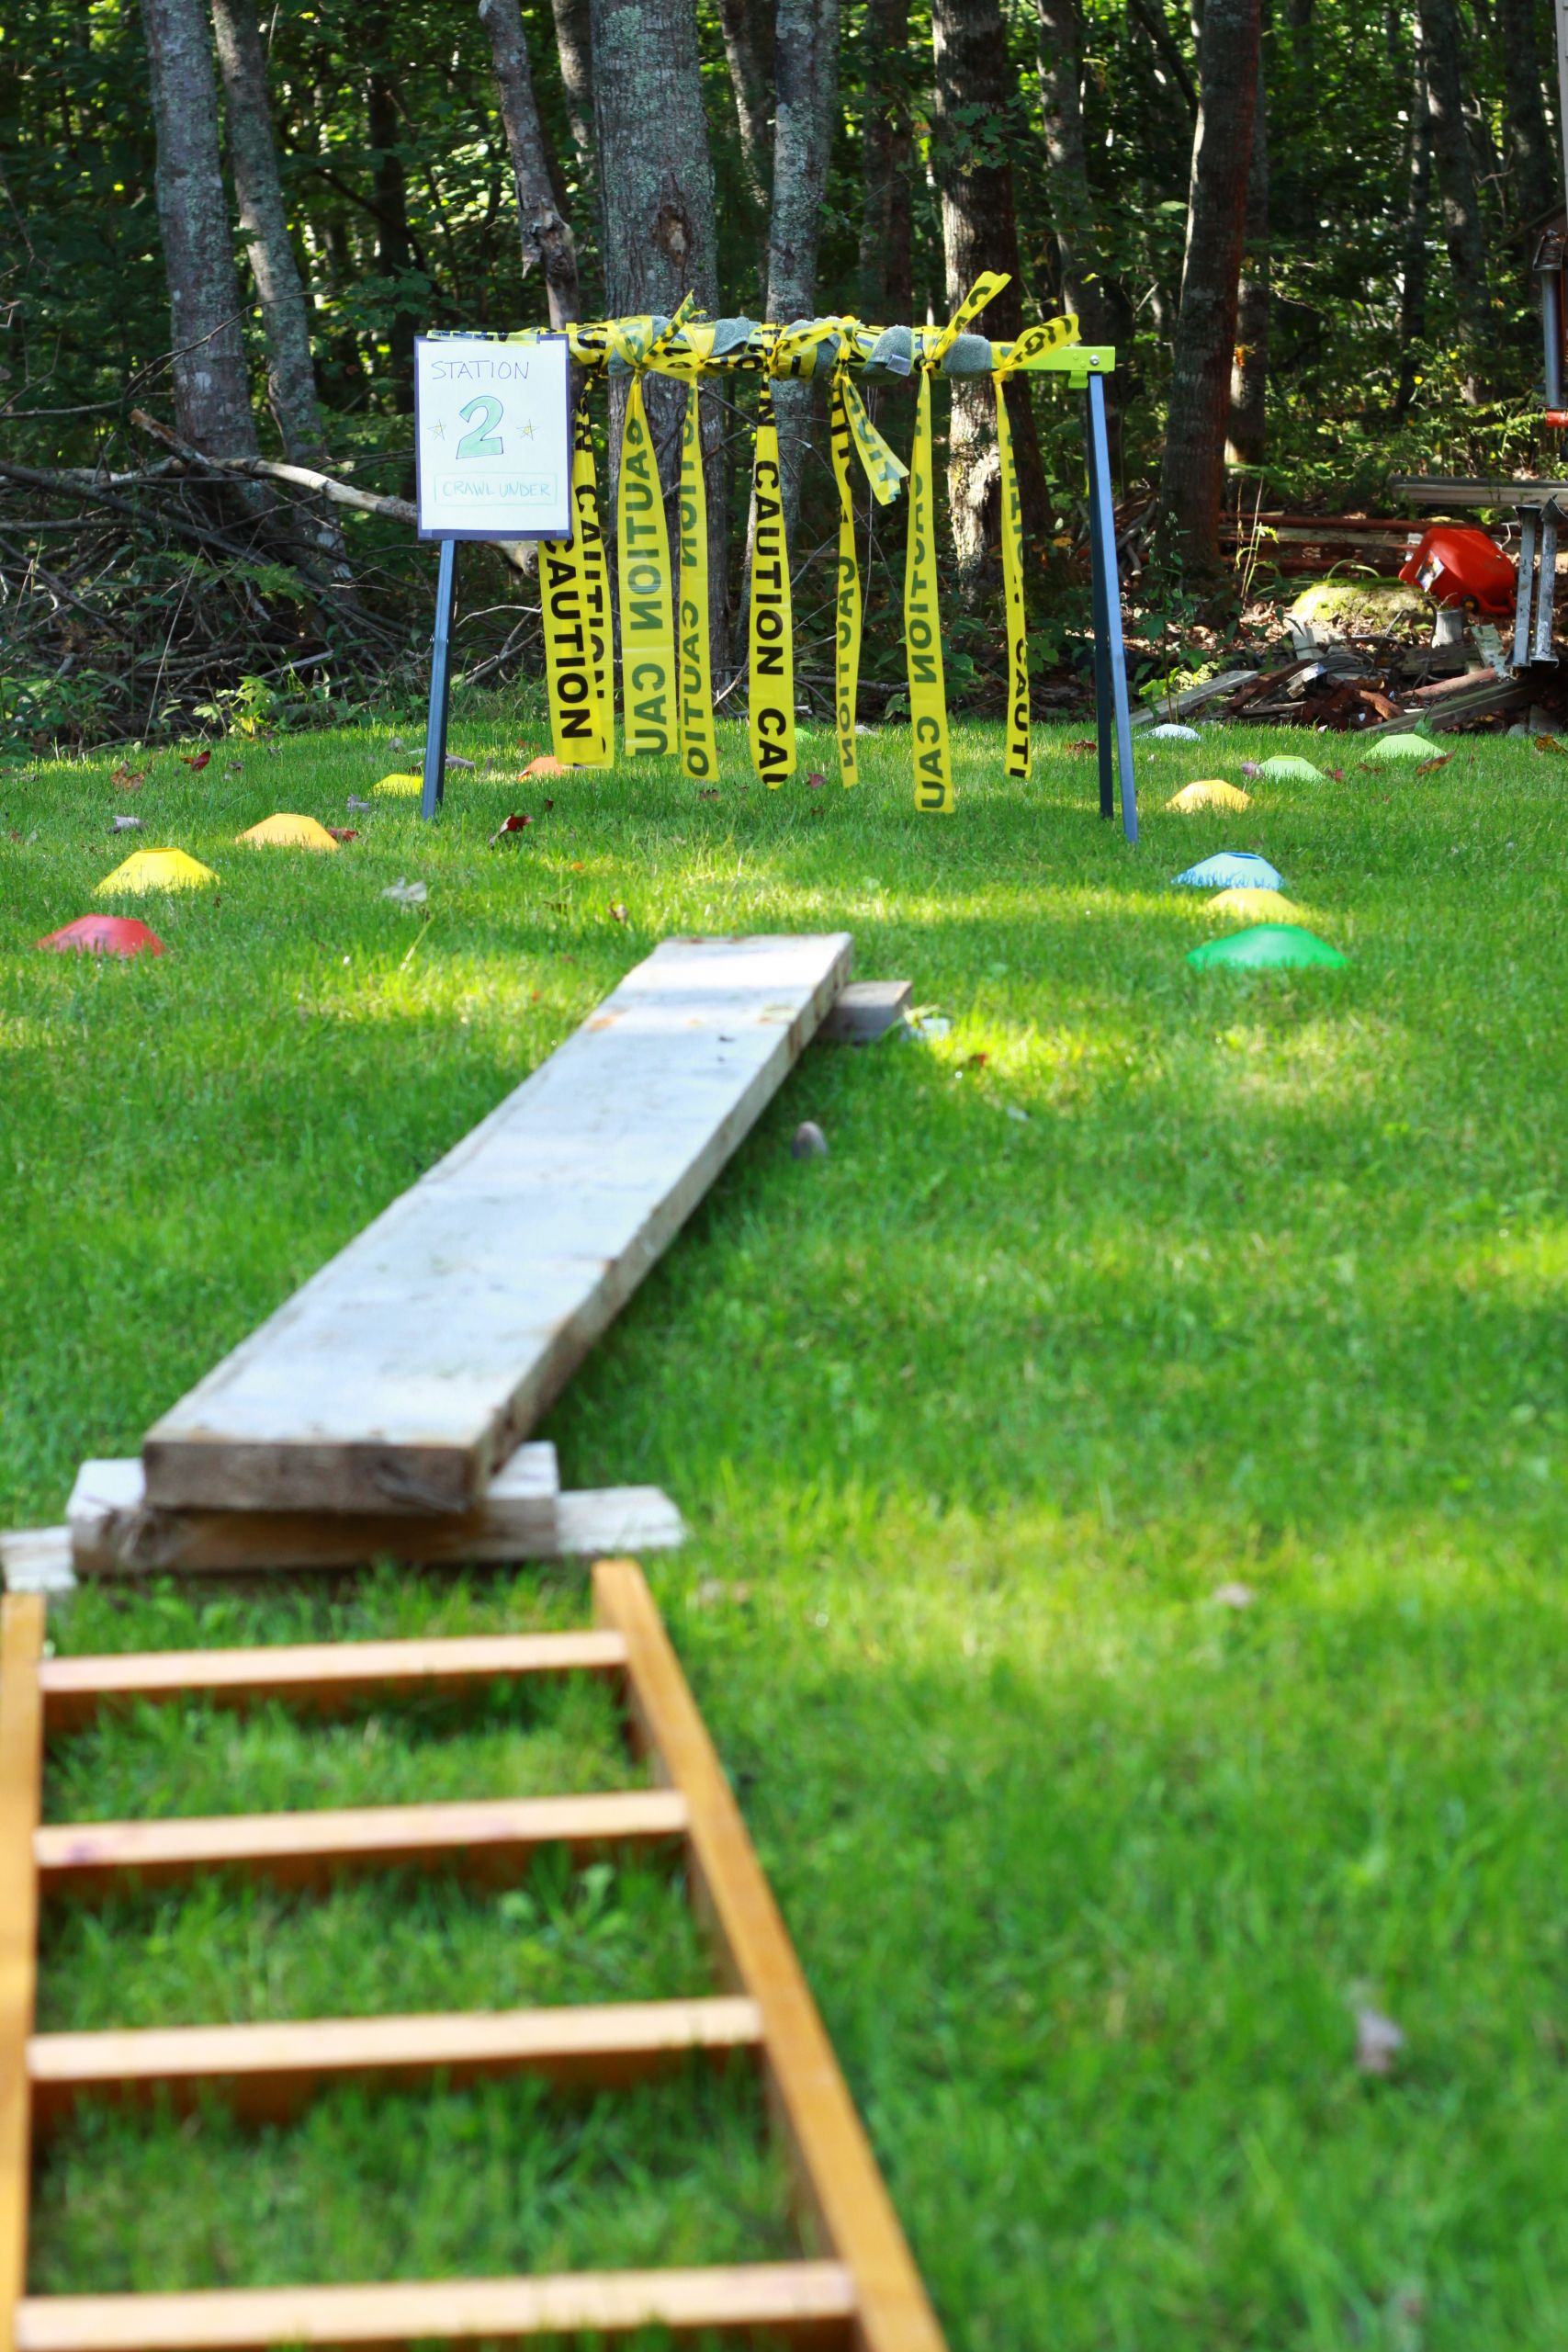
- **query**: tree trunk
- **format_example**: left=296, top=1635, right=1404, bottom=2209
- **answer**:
left=366, top=56, right=416, bottom=411
left=766, top=0, right=840, bottom=533
left=590, top=0, right=728, bottom=679
left=1495, top=0, right=1557, bottom=232
left=548, top=0, right=596, bottom=190
left=208, top=0, right=326, bottom=464
left=858, top=0, right=912, bottom=321
left=1416, top=0, right=1490, bottom=399
left=1226, top=47, right=1269, bottom=466
left=1395, top=26, right=1432, bottom=418
left=930, top=0, right=1049, bottom=582
left=141, top=0, right=258, bottom=457
left=478, top=0, right=581, bottom=324
left=1035, top=0, right=1111, bottom=335
left=1158, top=0, right=1258, bottom=569
left=716, top=0, right=775, bottom=207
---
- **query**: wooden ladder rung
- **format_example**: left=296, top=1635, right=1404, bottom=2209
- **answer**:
left=38, top=1632, right=628, bottom=1734
left=28, top=1996, right=763, bottom=2131
left=34, top=1789, right=687, bottom=1898
left=12, top=2263, right=859, bottom=2350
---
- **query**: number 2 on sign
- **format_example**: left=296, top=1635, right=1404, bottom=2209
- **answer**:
left=456, top=395, right=504, bottom=459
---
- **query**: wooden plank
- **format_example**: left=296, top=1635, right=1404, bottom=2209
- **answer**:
left=0, top=1531, right=73, bottom=1599
left=141, top=935, right=853, bottom=1517
left=13, top=2265, right=857, bottom=2352
left=593, top=1562, right=947, bottom=2352
left=28, top=1996, right=762, bottom=2131
left=1391, top=473, right=1568, bottom=508
left=34, top=1789, right=687, bottom=1900
left=68, top=1446, right=560, bottom=1577
left=2, top=1596, right=47, bottom=2352
left=37, top=1630, right=628, bottom=1736
left=818, top=983, right=912, bottom=1046
left=554, top=1487, right=688, bottom=1556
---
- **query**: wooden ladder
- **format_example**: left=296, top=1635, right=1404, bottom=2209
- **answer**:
left=0, top=1563, right=945, bottom=2352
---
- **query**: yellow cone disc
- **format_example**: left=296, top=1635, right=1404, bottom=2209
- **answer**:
left=238, top=813, right=339, bottom=850
left=1207, top=886, right=1304, bottom=922
left=96, top=848, right=219, bottom=896
left=373, top=773, right=424, bottom=797
left=1166, top=780, right=1252, bottom=813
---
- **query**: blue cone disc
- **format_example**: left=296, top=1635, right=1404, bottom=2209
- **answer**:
left=1173, top=851, right=1284, bottom=891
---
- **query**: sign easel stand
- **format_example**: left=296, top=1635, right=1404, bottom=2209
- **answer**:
left=421, top=536, right=457, bottom=822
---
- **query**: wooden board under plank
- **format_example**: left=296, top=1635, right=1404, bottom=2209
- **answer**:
left=141, top=934, right=852, bottom=1517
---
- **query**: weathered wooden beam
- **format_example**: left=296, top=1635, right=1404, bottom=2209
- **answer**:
left=141, top=935, right=852, bottom=1517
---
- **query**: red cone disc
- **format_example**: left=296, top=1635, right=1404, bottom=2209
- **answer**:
left=35, top=915, right=166, bottom=957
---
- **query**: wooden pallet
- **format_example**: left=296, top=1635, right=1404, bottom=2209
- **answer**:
left=0, top=1565, right=945, bottom=2352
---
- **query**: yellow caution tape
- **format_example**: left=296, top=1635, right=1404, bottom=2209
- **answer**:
left=993, top=379, right=1031, bottom=782
left=828, top=379, right=861, bottom=788
left=571, top=392, right=615, bottom=765
left=541, top=392, right=612, bottom=767
left=748, top=378, right=795, bottom=784
left=904, top=366, right=952, bottom=812
left=677, top=384, right=719, bottom=783
left=616, top=375, right=676, bottom=758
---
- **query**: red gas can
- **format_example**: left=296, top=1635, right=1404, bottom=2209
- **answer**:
left=1398, top=524, right=1517, bottom=616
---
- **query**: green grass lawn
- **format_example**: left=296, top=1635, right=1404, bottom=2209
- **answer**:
left=4, top=713, right=1567, bottom=2349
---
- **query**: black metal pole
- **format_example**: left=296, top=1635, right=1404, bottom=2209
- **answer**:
left=1082, top=371, right=1138, bottom=844
left=421, top=536, right=457, bottom=821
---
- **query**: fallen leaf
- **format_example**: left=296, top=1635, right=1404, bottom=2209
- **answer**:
left=792, top=1120, right=829, bottom=1160
left=521, top=753, right=568, bottom=778
left=1533, top=733, right=1566, bottom=753
left=183, top=751, right=211, bottom=771
left=110, top=763, right=149, bottom=789
left=1064, top=737, right=1096, bottom=754
left=1355, top=2006, right=1406, bottom=2075
left=961, top=1051, right=989, bottom=1069
left=325, top=827, right=358, bottom=842
left=1212, top=1580, right=1256, bottom=1609
left=542, top=797, right=555, bottom=812
left=806, top=771, right=826, bottom=788
left=224, top=761, right=243, bottom=776
left=1326, top=767, right=1346, bottom=782
left=1414, top=753, right=1453, bottom=775
left=698, top=788, right=720, bottom=799
left=609, top=902, right=628, bottom=922
left=488, top=812, right=533, bottom=845
left=1239, top=761, right=1261, bottom=778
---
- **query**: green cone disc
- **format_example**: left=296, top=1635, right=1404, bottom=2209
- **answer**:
left=1188, top=923, right=1348, bottom=971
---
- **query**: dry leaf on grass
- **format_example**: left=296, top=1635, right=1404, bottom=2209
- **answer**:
left=488, top=812, right=533, bottom=844
left=326, top=827, right=357, bottom=842
left=182, top=750, right=211, bottom=771
left=521, top=753, right=568, bottom=778
left=110, top=764, right=147, bottom=790
left=1355, top=2006, right=1406, bottom=2075
left=1065, top=737, right=1096, bottom=754
left=1533, top=734, right=1567, bottom=753
left=1414, top=754, right=1453, bottom=775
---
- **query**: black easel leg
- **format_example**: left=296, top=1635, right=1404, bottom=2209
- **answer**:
left=421, top=537, right=457, bottom=821
left=1083, top=372, right=1138, bottom=845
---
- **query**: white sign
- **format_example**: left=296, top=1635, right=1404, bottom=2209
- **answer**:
left=414, top=335, right=571, bottom=541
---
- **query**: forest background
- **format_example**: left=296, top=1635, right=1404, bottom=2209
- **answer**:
left=0, top=0, right=1562, bottom=748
